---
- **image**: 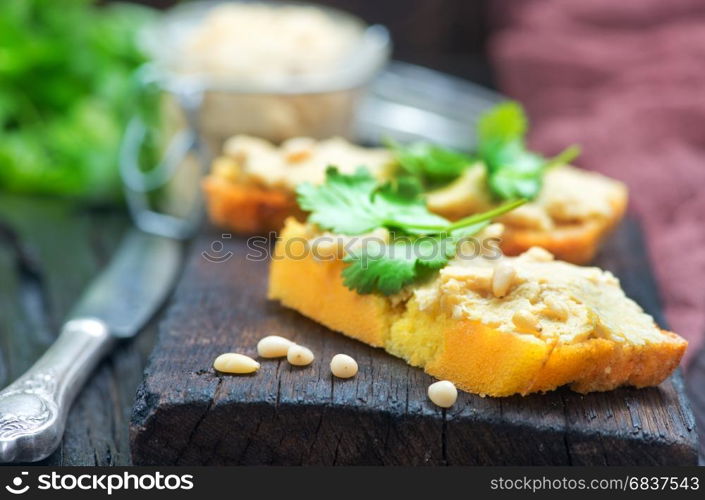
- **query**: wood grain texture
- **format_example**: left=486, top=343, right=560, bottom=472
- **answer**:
left=0, top=196, right=159, bottom=465
left=130, top=218, right=697, bottom=465
left=686, top=346, right=705, bottom=464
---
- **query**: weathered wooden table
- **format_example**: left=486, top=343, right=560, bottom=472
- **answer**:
left=0, top=195, right=703, bottom=464
left=129, top=218, right=698, bottom=465
left=0, top=196, right=158, bottom=465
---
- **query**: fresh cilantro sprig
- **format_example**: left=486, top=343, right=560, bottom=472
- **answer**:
left=477, top=102, right=580, bottom=201
left=385, top=138, right=473, bottom=190
left=384, top=102, right=580, bottom=202
left=341, top=237, right=455, bottom=295
left=296, top=167, right=525, bottom=295
left=296, top=167, right=449, bottom=235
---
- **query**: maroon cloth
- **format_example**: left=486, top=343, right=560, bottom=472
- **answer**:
left=489, top=0, right=705, bottom=364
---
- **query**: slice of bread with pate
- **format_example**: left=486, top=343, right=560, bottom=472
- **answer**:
left=203, top=135, right=627, bottom=263
left=425, top=163, right=628, bottom=264
left=203, top=135, right=395, bottom=234
left=268, top=218, right=686, bottom=397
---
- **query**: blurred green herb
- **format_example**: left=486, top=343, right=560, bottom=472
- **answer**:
left=385, top=102, right=580, bottom=202
left=385, top=138, right=473, bottom=190
left=477, top=102, right=581, bottom=201
left=0, top=0, right=157, bottom=202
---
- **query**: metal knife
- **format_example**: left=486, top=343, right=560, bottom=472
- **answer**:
left=0, top=229, right=182, bottom=463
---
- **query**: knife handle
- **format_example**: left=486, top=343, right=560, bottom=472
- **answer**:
left=0, top=318, right=115, bottom=463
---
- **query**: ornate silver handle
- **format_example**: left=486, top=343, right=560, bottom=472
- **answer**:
left=0, top=318, right=114, bottom=463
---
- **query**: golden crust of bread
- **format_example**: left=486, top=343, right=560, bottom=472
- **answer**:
left=268, top=218, right=686, bottom=397
left=204, top=176, right=627, bottom=263
left=498, top=193, right=628, bottom=264
left=202, top=176, right=305, bottom=234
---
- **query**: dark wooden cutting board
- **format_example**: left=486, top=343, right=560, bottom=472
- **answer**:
left=129, top=217, right=697, bottom=465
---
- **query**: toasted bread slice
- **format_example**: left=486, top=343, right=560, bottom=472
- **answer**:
left=268, top=219, right=686, bottom=397
left=425, top=165, right=628, bottom=264
left=205, top=136, right=628, bottom=263
left=203, top=173, right=303, bottom=234
left=500, top=214, right=624, bottom=265
left=203, top=135, right=394, bottom=233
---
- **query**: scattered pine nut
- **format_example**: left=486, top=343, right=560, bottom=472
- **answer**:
left=284, top=148, right=313, bottom=163
left=213, top=353, right=260, bottom=374
left=257, top=335, right=294, bottom=358
left=543, top=295, right=568, bottom=321
left=282, top=137, right=315, bottom=161
left=524, top=246, right=554, bottom=262
left=287, top=344, right=315, bottom=366
left=512, top=309, right=541, bottom=332
left=492, top=261, right=516, bottom=298
left=427, top=380, right=457, bottom=408
left=330, top=354, right=358, bottom=378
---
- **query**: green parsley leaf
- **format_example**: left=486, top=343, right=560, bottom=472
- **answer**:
left=297, top=166, right=526, bottom=295
left=386, top=138, right=473, bottom=189
left=478, top=101, right=528, bottom=144
left=341, top=237, right=456, bottom=295
left=341, top=215, right=504, bottom=295
left=477, top=101, right=580, bottom=201
left=296, top=167, right=450, bottom=235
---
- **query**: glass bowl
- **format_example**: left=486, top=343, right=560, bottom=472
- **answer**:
left=121, top=0, right=390, bottom=238
left=140, top=0, right=391, bottom=149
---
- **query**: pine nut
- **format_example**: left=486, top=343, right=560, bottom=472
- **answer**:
left=283, top=137, right=313, bottom=163
left=346, top=228, right=390, bottom=254
left=500, top=204, right=553, bottom=230
left=523, top=246, right=554, bottom=262
left=330, top=354, right=358, bottom=378
left=491, top=261, right=516, bottom=298
left=257, top=335, right=294, bottom=358
left=284, top=148, right=313, bottom=163
left=512, top=310, right=541, bottom=332
left=213, top=353, right=260, bottom=374
left=287, top=344, right=315, bottom=366
left=543, top=295, right=568, bottom=321
left=370, top=227, right=390, bottom=243
left=427, top=380, right=458, bottom=408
